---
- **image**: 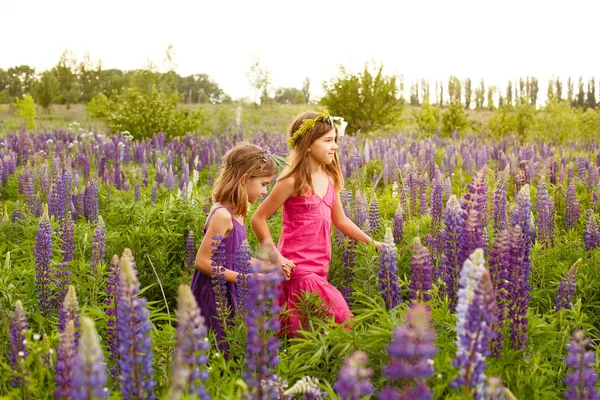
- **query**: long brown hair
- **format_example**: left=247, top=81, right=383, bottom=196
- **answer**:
left=279, top=112, right=344, bottom=196
left=212, top=142, right=276, bottom=216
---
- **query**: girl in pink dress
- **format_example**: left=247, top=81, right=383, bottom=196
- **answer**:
left=251, top=111, right=382, bottom=336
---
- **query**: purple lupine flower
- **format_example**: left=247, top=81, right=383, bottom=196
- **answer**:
left=369, top=195, right=380, bottom=234
left=185, top=231, right=195, bottom=270
left=60, top=211, right=75, bottom=262
left=244, top=264, right=284, bottom=399
left=507, top=224, right=530, bottom=351
left=378, top=228, right=402, bottom=310
left=584, top=210, right=600, bottom=251
left=511, top=183, right=533, bottom=251
left=556, top=259, right=581, bottom=311
left=438, top=195, right=463, bottom=309
left=408, top=167, right=419, bottom=218
left=54, top=319, right=77, bottom=399
left=10, top=300, right=29, bottom=389
left=106, top=254, right=121, bottom=378
left=84, top=179, right=98, bottom=223
left=210, top=235, right=229, bottom=321
left=409, top=237, right=433, bottom=304
left=483, top=377, right=506, bottom=400
left=487, top=228, right=511, bottom=356
left=564, top=330, right=599, bottom=400
left=117, top=253, right=156, bottom=399
left=354, top=191, right=368, bottom=228
left=90, top=216, right=106, bottom=272
left=565, top=179, right=580, bottom=230
left=134, top=183, right=141, bottom=202
left=342, top=239, right=357, bottom=305
left=382, top=303, right=436, bottom=400
left=69, top=317, right=108, bottom=399
left=35, top=204, right=54, bottom=318
left=536, top=178, right=555, bottom=247
left=166, top=166, right=175, bottom=191
left=151, top=182, right=158, bottom=203
left=114, top=146, right=122, bottom=190
left=334, top=352, right=374, bottom=400
left=168, top=285, right=210, bottom=400
left=58, top=285, right=80, bottom=338
left=458, top=167, right=487, bottom=268
left=419, top=177, right=428, bottom=215
left=12, top=200, right=23, bottom=223
left=393, top=202, right=404, bottom=245
left=236, top=240, right=252, bottom=318
left=430, top=177, right=444, bottom=246
left=451, top=250, right=498, bottom=399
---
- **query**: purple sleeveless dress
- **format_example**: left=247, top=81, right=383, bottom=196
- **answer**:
left=191, top=205, right=246, bottom=348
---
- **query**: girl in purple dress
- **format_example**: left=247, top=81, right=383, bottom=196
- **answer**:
left=191, top=142, right=292, bottom=348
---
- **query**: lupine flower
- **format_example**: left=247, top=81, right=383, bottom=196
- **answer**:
left=451, top=250, right=497, bottom=399
left=69, top=317, right=108, bottom=399
left=483, top=377, right=506, bottom=400
left=458, top=167, right=487, bottom=268
left=210, top=235, right=229, bottom=321
left=511, top=184, right=533, bottom=256
left=536, top=178, right=555, bottom=247
left=185, top=231, right=195, bottom=270
left=342, top=239, right=357, bottom=304
left=584, top=210, right=600, bottom=251
left=10, top=300, right=28, bottom=389
left=168, top=285, right=210, bottom=400
left=54, top=319, right=77, bottom=399
left=430, top=177, right=444, bottom=245
left=408, top=167, right=419, bottom=218
left=334, top=352, right=374, bottom=400
left=438, top=195, right=463, bottom=309
left=354, top=191, right=368, bottom=228
left=151, top=182, right=158, bottom=203
left=409, top=237, right=433, bottom=304
left=507, top=224, right=530, bottom=351
left=487, top=228, right=511, bottom=356
left=58, top=285, right=80, bottom=338
left=236, top=240, right=252, bottom=318
left=382, top=304, right=436, bottom=400
left=393, top=202, right=404, bottom=245
left=12, top=200, right=23, bottom=223
left=564, top=330, right=599, bottom=400
left=84, top=179, right=98, bottom=222
left=565, top=179, right=580, bottom=230
left=35, top=204, right=54, bottom=317
left=117, top=253, right=156, bottom=399
left=106, top=254, right=121, bottom=378
left=556, top=259, right=581, bottom=311
left=369, top=195, right=380, bottom=234
left=90, top=216, right=106, bottom=272
left=244, top=263, right=284, bottom=399
left=379, top=228, right=402, bottom=310
left=284, top=376, right=324, bottom=399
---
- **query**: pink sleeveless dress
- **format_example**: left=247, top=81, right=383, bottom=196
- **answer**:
left=277, top=179, right=353, bottom=335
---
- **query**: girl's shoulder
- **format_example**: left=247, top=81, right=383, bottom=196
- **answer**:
left=206, top=205, right=235, bottom=229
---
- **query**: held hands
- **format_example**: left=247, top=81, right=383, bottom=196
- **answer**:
left=278, top=256, right=296, bottom=280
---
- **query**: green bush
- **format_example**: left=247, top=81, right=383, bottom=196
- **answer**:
left=441, top=100, right=468, bottom=136
left=13, top=94, right=36, bottom=130
left=414, top=96, right=440, bottom=135
left=87, top=86, right=204, bottom=139
left=488, top=100, right=536, bottom=142
left=320, top=63, right=404, bottom=134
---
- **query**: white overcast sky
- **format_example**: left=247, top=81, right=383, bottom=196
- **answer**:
left=1, top=0, right=599, bottom=101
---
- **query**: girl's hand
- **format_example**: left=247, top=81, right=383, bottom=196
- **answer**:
left=373, top=240, right=382, bottom=251
left=278, top=257, right=295, bottom=280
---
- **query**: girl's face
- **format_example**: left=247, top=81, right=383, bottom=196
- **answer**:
left=246, top=175, right=274, bottom=203
left=308, top=128, right=338, bottom=165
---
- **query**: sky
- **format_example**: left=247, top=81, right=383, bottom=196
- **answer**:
left=2, top=0, right=599, bottom=101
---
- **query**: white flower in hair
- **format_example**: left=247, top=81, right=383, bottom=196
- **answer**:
left=337, top=118, right=348, bottom=137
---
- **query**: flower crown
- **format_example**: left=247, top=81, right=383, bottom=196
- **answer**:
left=224, top=147, right=288, bottom=172
left=287, top=110, right=348, bottom=148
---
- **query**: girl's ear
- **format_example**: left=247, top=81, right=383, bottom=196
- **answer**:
left=240, top=174, right=248, bottom=185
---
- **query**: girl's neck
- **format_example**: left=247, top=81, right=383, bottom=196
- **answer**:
left=307, top=155, right=323, bottom=174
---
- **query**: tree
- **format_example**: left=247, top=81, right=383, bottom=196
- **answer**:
left=567, top=77, right=574, bottom=104
left=464, top=78, right=472, bottom=109
left=585, top=78, right=596, bottom=110
left=529, top=77, right=539, bottom=107
left=420, top=79, right=430, bottom=102
left=34, top=70, right=59, bottom=111
left=487, top=86, right=496, bottom=111
left=78, top=53, right=101, bottom=103
left=413, top=96, right=440, bottom=134
left=547, top=79, right=555, bottom=103
left=576, top=77, right=585, bottom=108
left=555, top=77, right=563, bottom=101
left=474, top=79, right=485, bottom=110
left=321, top=63, right=404, bottom=133
left=246, top=57, right=272, bottom=105
left=448, top=76, right=461, bottom=103
left=5, top=65, right=36, bottom=99
left=54, top=50, right=78, bottom=109
left=441, top=100, right=469, bottom=136
left=409, top=82, right=420, bottom=106
left=178, top=74, right=228, bottom=104
left=302, top=77, right=310, bottom=104
left=274, top=87, right=305, bottom=105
